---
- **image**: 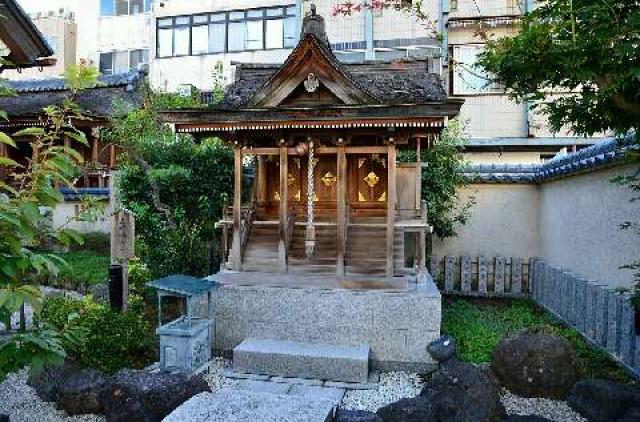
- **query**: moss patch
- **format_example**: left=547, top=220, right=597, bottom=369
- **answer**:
left=442, top=297, right=636, bottom=384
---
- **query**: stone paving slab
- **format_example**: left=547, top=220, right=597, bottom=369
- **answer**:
left=289, top=385, right=345, bottom=406
left=164, top=391, right=335, bottom=422
left=224, top=370, right=270, bottom=381
left=233, top=379, right=291, bottom=395
left=270, top=376, right=324, bottom=386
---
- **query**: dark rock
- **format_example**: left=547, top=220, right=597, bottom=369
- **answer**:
left=27, top=360, right=81, bottom=402
left=490, top=330, right=578, bottom=399
left=58, top=369, right=109, bottom=415
left=502, top=416, right=553, bottom=422
left=0, top=414, right=10, bottom=422
left=567, top=379, right=640, bottom=422
left=101, top=369, right=210, bottom=422
left=377, top=395, right=436, bottom=422
left=424, top=358, right=505, bottom=421
left=427, top=334, right=456, bottom=363
left=620, top=406, right=640, bottom=422
left=335, top=409, right=383, bottom=422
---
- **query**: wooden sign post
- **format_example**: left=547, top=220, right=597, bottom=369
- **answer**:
left=111, top=209, right=135, bottom=311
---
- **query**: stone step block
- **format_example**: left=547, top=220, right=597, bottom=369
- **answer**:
left=234, top=338, right=370, bottom=383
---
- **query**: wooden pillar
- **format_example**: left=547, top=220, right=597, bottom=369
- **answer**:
left=278, top=142, right=288, bottom=273
left=257, top=156, right=268, bottom=205
left=415, top=137, right=422, bottom=211
left=91, top=137, right=99, bottom=163
left=386, top=140, right=396, bottom=278
left=419, top=200, right=427, bottom=270
left=336, top=141, right=346, bottom=276
left=109, top=144, right=116, bottom=168
left=231, top=145, right=242, bottom=270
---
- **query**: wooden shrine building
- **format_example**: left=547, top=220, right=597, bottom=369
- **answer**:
left=163, top=7, right=463, bottom=279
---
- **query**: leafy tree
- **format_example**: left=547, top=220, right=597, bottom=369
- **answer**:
left=0, top=64, right=100, bottom=381
left=478, top=0, right=639, bottom=136
left=399, top=119, right=474, bottom=238
left=104, top=88, right=233, bottom=277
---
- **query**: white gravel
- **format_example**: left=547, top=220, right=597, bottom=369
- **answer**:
left=341, top=372, right=424, bottom=412
left=501, top=389, right=586, bottom=422
left=0, top=370, right=105, bottom=422
left=203, top=357, right=237, bottom=392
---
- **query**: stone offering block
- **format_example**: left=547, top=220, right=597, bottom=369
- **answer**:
left=234, top=338, right=369, bottom=383
left=164, top=390, right=335, bottom=422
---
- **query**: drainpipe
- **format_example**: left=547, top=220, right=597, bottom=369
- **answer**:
left=296, top=0, right=304, bottom=40
left=364, top=6, right=374, bottom=60
left=440, top=0, right=449, bottom=92
left=523, top=0, right=533, bottom=137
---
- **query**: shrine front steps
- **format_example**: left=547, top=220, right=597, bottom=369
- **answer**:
left=233, top=338, right=370, bottom=384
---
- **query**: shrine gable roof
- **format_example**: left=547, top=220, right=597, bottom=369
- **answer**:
left=217, top=6, right=447, bottom=110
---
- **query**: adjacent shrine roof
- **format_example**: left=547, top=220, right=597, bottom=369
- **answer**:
left=161, top=6, right=462, bottom=134
left=0, top=70, right=144, bottom=122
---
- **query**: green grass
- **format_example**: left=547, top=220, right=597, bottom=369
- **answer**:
left=49, top=252, right=110, bottom=288
left=442, top=297, right=636, bottom=384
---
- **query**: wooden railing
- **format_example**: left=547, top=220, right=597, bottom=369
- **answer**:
left=239, top=202, right=256, bottom=258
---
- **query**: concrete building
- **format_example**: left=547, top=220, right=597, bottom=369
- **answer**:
left=14, top=0, right=152, bottom=76
left=11, top=0, right=608, bottom=163
left=2, top=10, right=76, bottom=80
left=148, top=0, right=605, bottom=163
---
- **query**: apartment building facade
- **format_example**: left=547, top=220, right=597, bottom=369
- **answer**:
left=2, top=10, right=76, bottom=80
left=12, top=0, right=604, bottom=163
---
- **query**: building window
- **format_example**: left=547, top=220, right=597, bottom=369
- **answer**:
left=99, top=49, right=149, bottom=75
left=100, top=0, right=151, bottom=17
left=156, top=6, right=297, bottom=57
left=452, top=45, right=502, bottom=95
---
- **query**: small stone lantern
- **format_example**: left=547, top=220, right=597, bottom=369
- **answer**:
left=147, top=275, right=218, bottom=373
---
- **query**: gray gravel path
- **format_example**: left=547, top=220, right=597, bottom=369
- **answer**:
left=0, top=370, right=104, bottom=422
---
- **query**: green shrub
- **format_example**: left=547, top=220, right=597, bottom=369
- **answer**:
left=69, top=231, right=110, bottom=254
left=44, top=252, right=109, bottom=291
left=40, top=296, right=155, bottom=374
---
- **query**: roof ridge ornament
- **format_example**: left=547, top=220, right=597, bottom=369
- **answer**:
left=301, top=3, right=330, bottom=47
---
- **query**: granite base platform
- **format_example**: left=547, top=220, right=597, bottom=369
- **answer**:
left=205, top=273, right=441, bottom=373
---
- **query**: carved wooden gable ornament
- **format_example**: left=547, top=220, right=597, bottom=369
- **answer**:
left=246, top=6, right=375, bottom=108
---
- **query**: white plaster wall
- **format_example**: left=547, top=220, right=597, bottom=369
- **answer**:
left=52, top=201, right=112, bottom=234
left=539, top=164, right=639, bottom=289
left=432, top=183, right=541, bottom=258
left=459, top=95, right=527, bottom=138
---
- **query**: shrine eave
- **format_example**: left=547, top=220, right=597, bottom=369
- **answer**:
left=161, top=100, right=464, bottom=133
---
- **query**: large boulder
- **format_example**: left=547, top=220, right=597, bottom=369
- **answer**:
left=335, top=409, right=383, bottom=422
left=57, top=368, right=109, bottom=415
left=376, top=395, right=436, bottom=422
left=425, top=359, right=505, bottom=422
left=377, top=359, right=504, bottom=422
left=101, top=369, right=210, bottom=422
left=502, top=416, right=553, bottom=422
left=567, top=379, right=640, bottom=422
left=27, top=360, right=81, bottom=402
left=490, top=330, right=578, bottom=399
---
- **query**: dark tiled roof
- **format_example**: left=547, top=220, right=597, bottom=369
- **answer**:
left=217, top=61, right=445, bottom=109
left=0, top=70, right=144, bottom=118
left=464, top=135, right=637, bottom=183
left=5, top=70, right=142, bottom=92
left=147, top=275, right=219, bottom=297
